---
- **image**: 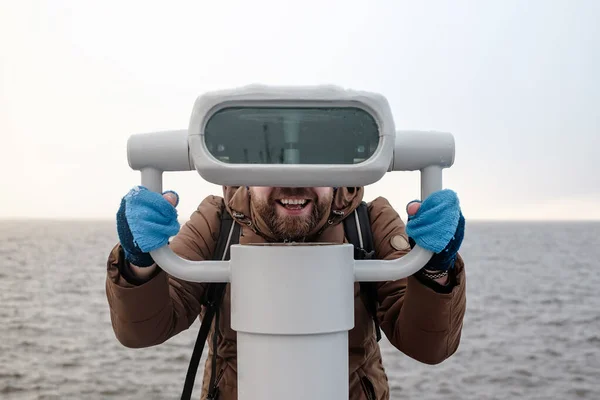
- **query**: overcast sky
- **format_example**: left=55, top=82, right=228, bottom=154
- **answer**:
left=1, top=0, right=598, bottom=221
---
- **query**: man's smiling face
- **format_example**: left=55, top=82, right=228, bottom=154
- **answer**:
left=249, top=186, right=334, bottom=241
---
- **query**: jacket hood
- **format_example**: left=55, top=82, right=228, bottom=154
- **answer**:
left=222, top=186, right=364, bottom=241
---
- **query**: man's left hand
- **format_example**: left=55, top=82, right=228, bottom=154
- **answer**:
left=405, top=189, right=465, bottom=272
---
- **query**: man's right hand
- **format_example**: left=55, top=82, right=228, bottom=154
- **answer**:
left=116, top=186, right=180, bottom=271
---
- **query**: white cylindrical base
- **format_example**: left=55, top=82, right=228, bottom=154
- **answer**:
left=238, top=331, right=348, bottom=399
left=230, top=243, right=355, bottom=400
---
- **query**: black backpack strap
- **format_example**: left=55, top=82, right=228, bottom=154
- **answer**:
left=181, top=207, right=240, bottom=400
left=343, top=201, right=382, bottom=342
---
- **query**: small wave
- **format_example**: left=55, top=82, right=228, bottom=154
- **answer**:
left=17, top=340, right=38, bottom=348
left=586, top=336, right=600, bottom=344
left=59, top=361, right=81, bottom=368
left=0, top=372, right=23, bottom=380
left=539, top=298, right=563, bottom=305
left=513, top=369, right=533, bottom=377
left=461, top=374, right=487, bottom=385
left=570, top=388, right=592, bottom=398
left=543, top=348, right=562, bottom=358
left=1, top=385, right=25, bottom=394
left=166, top=354, right=188, bottom=362
left=542, top=319, right=569, bottom=327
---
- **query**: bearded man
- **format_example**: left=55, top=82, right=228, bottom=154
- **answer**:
left=106, top=184, right=466, bottom=400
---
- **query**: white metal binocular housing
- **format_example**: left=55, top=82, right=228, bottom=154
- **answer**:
left=126, top=85, right=455, bottom=400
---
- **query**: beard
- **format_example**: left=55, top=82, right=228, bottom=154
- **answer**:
left=251, top=187, right=333, bottom=241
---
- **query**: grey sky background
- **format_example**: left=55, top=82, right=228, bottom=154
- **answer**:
left=1, top=0, right=598, bottom=221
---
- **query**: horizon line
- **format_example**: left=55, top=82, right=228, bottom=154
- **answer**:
left=2, top=217, right=600, bottom=223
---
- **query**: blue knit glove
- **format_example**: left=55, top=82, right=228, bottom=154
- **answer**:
left=406, top=189, right=465, bottom=271
left=116, top=186, right=181, bottom=267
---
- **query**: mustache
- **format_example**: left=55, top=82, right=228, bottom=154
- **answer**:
left=269, top=187, right=317, bottom=200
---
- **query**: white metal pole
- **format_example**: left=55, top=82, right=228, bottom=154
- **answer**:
left=354, top=162, right=444, bottom=281
left=420, top=165, right=443, bottom=199
left=141, top=167, right=162, bottom=193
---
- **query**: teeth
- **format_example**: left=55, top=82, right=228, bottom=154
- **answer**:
left=280, top=199, right=307, bottom=205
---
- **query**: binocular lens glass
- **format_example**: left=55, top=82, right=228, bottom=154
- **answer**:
left=204, top=107, right=380, bottom=165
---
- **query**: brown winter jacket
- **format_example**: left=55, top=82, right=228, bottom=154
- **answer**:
left=106, top=186, right=467, bottom=400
